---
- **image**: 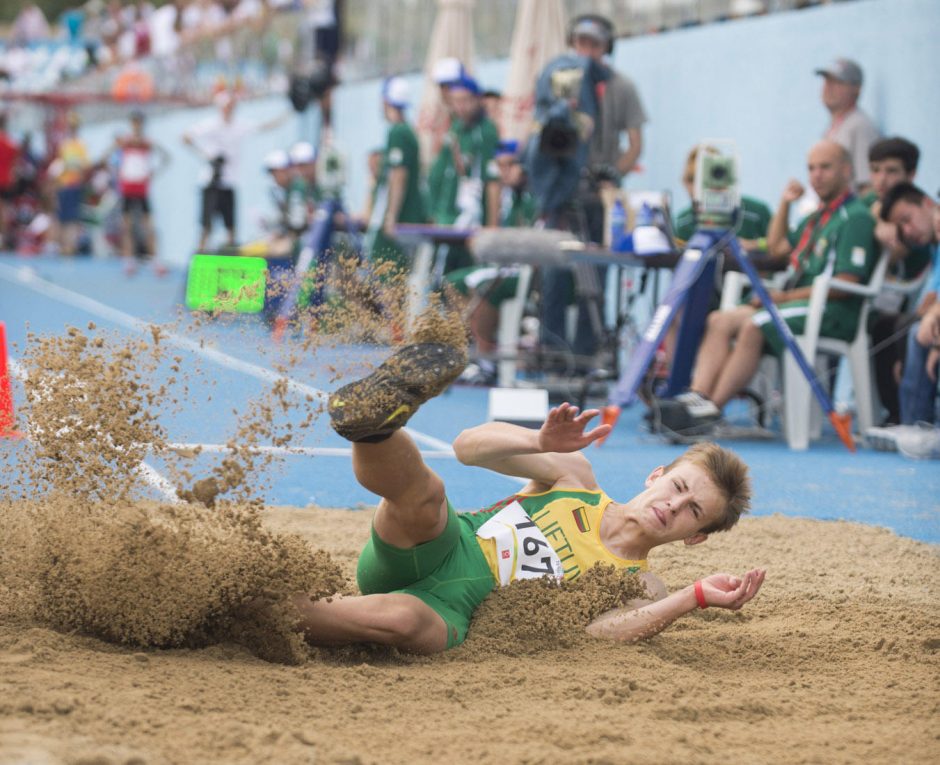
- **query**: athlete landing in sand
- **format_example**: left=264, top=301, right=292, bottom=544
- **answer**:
left=290, top=340, right=765, bottom=653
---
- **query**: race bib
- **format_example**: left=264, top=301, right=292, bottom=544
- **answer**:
left=476, top=501, right=564, bottom=586
left=456, top=176, right=483, bottom=221
left=120, top=152, right=150, bottom=183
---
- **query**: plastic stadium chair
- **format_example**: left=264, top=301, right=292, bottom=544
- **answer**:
left=719, top=252, right=890, bottom=449
left=782, top=251, right=889, bottom=449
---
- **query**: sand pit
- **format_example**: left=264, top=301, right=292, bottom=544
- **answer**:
left=1, top=305, right=936, bottom=763
left=1, top=503, right=937, bottom=765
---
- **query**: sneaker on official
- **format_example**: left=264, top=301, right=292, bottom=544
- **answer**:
left=328, top=342, right=468, bottom=443
left=656, top=392, right=721, bottom=436
left=865, top=424, right=915, bottom=452
left=896, top=422, right=940, bottom=460
left=457, top=359, right=497, bottom=387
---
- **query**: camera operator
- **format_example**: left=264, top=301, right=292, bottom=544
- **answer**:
left=540, top=14, right=648, bottom=366
left=182, top=91, right=290, bottom=252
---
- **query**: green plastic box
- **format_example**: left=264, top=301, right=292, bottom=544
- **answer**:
left=185, top=254, right=268, bottom=313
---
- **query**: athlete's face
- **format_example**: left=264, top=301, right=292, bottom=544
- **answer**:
left=639, top=462, right=726, bottom=545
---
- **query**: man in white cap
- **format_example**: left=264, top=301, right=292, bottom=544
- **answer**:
left=365, top=76, right=428, bottom=274
left=262, top=149, right=292, bottom=232
left=427, top=73, right=500, bottom=273
left=816, top=57, right=880, bottom=189
left=283, top=141, right=321, bottom=234
left=424, top=57, right=466, bottom=159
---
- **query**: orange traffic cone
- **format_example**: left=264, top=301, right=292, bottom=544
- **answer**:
left=0, top=321, right=25, bottom=439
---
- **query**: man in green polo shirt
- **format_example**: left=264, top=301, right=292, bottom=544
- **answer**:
left=426, top=74, right=500, bottom=273
left=446, top=139, right=538, bottom=384
left=659, top=140, right=878, bottom=434
left=365, top=76, right=428, bottom=273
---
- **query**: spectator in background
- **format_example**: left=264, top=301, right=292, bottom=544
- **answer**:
left=539, top=14, right=647, bottom=367
left=423, top=57, right=465, bottom=160
left=864, top=137, right=928, bottom=272
left=364, top=77, right=427, bottom=275
left=574, top=15, right=647, bottom=198
left=286, top=140, right=321, bottom=232
left=49, top=112, right=90, bottom=257
left=658, top=141, right=878, bottom=436
left=427, top=74, right=500, bottom=274
left=874, top=185, right=939, bottom=437
left=112, top=110, right=170, bottom=273
left=449, top=139, right=538, bottom=385
left=673, top=145, right=771, bottom=250
left=862, top=138, right=932, bottom=426
left=262, top=148, right=292, bottom=232
left=816, top=58, right=880, bottom=190
left=0, top=114, right=20, bottom=250
left=182, top=92, right=288, bottom=251
left=481, top=89, right=502, bottom=127
left=11, top=4, right=51, bottom=45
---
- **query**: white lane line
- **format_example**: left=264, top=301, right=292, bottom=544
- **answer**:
left=6, top=356, right=181, bottom=501
left=134, top=462, right=182, bottom=503
left=166, top=441, right=457, bottom=459
left=163, top=442, right=527, bottom=486
left=0, top=262, right=452, bottom=452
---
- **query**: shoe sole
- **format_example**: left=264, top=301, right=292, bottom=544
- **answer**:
left=328, top=343, right=467, bottom=442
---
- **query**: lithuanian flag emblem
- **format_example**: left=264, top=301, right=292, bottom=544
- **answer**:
left=572, top=505, right=590, bottom=533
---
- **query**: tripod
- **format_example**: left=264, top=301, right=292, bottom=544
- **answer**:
left=600, top=228, right=856, bottom=451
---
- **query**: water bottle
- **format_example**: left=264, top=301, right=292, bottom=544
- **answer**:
left=610, top=198, right=626, bottom=251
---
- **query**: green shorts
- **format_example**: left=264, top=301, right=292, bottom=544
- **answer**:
left=445, top=266, right=521, bottom=306
left=752, top=299, right=861, bottom=357
left=356, top=502, right=497, bottom=648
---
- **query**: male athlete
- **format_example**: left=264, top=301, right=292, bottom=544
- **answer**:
left=291, top=341, right=765, bottom=652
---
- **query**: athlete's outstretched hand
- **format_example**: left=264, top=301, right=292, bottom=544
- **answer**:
left=538, top=402, right=612, bottom=453
left=698, top=569, right=766, bottom=610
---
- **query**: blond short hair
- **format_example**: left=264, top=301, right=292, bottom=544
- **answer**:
left=665, top=442, right=751, bottom=534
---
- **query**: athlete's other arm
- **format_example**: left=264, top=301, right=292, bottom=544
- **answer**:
left=453, top=402, right=611, bottom=491
left=586, top=568, right=765, bottom=642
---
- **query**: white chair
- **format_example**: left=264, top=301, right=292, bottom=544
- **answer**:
left=782, top=251, right=890, bottom=450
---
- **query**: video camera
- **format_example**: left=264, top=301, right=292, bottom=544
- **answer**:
left=208, top=154, right=226, bottom=189
left=693, top=141, right=740, bottom=230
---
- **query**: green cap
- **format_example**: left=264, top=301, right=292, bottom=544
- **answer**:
left=185, top=254, right=268, bottom=313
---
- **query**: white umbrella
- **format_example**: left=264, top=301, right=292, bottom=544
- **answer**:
left=415, top=0, right=476, bottom=167
left=500, top=0, right=567, bottom=143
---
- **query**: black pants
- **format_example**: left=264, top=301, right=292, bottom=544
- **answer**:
left=539, top=190, right=606, bottom=359
left=201, top=186, right=235, bottom=232
left=870, top=311, right=913, bottom=425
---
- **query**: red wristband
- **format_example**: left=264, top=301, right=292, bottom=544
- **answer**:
left=694, top=580, right=708, bottom=609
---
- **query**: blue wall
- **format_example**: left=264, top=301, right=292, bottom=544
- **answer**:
left=615, top=0, right=939, bottom=213
left=82, top=0, right=938, bottom=266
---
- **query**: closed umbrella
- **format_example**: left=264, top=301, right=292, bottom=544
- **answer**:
left=500, top=0, right=567, bottom=143
left=415, top=0, right=476, bottom=167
